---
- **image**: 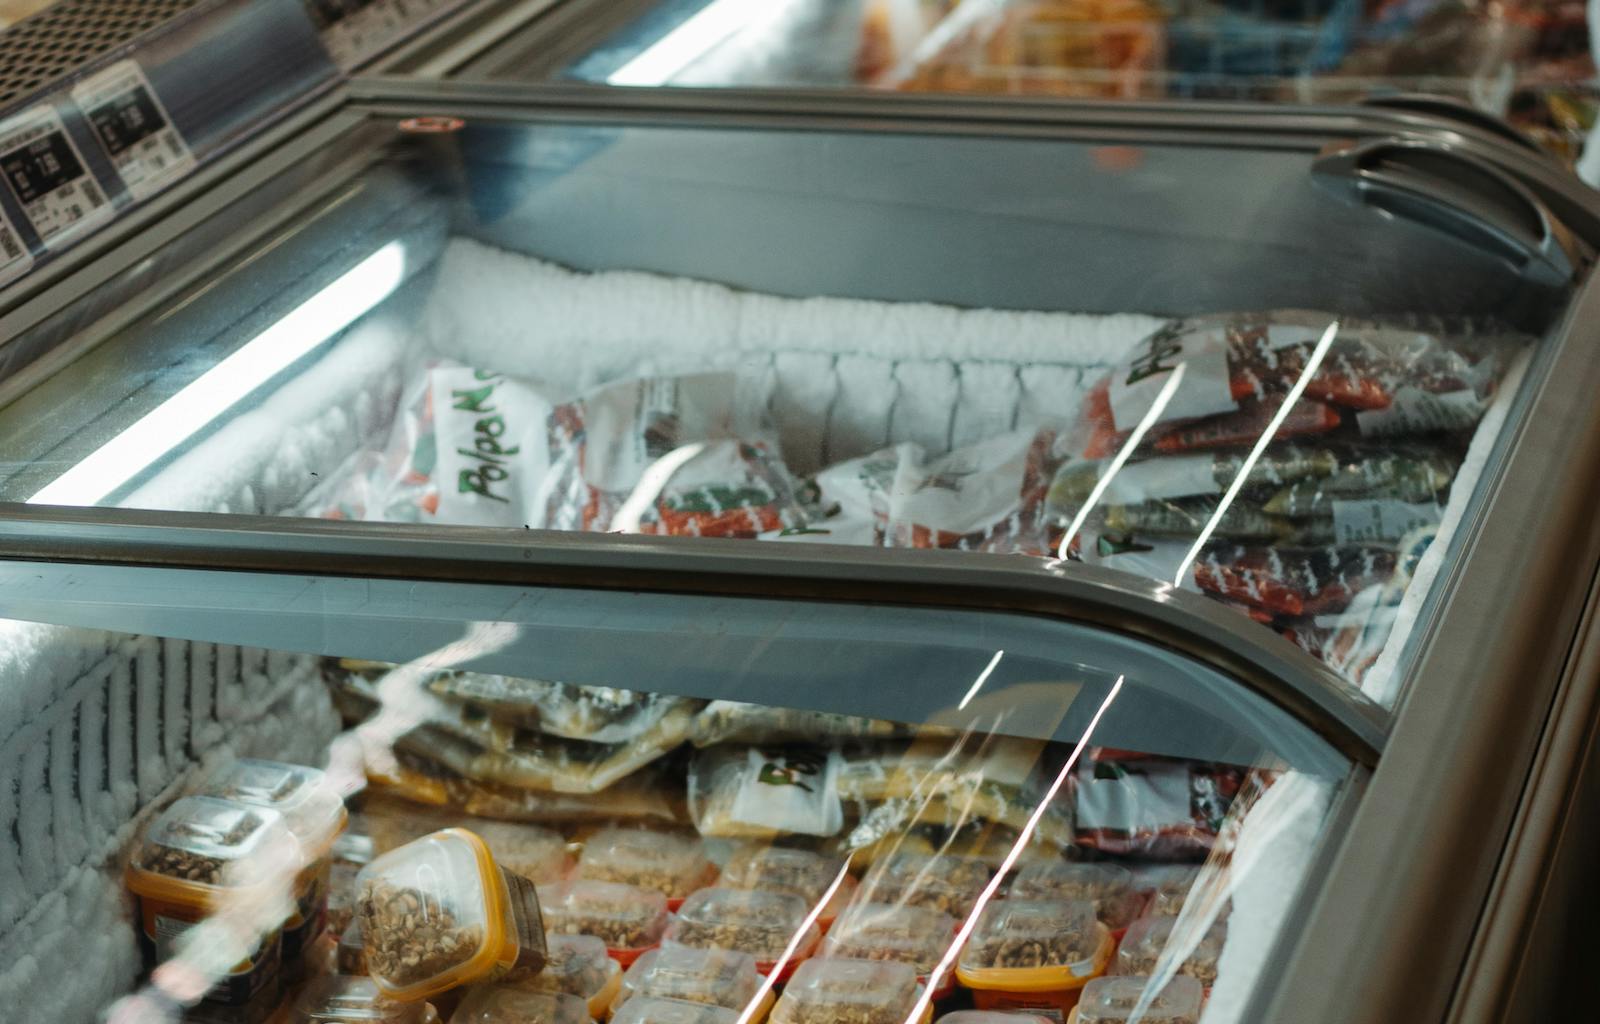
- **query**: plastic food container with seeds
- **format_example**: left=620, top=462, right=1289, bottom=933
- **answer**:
left=857, top=852, right=991, bottom=917
left=769, top=958, right=929, bottom=1024
left=820, top=902, right=957, bottom=999
left=1129, top=866, right=1199, bottom=919
left=447, top=986, right=591, bottom=1024
left=286, top=975, right=432, bottom=1024
left=955, top=899, right=1113, bottom=1017
left=718, top=844, right=855, bottom=929
left=611, top=997, right=740, bottom=1024
left=202, top=760, right=349, bottom=968
left=663, top=888, right=821, bottom=980
left=538, top=878, right=669, bottom=965
left=474, top=820, right=573, bottom=884
left=1113, top=916, right=1226, bottom=988
left=356, top=828, right=549, bottom=1002
left=1008, top=862, right=1145, bottom=937
left=578, top=827, right=715, bottom=908
left=125, top=796, right=299, bottom=1011
left=611, top=945, right=772, bottom=1020
left=1066, top=975, right=1204, bottom=1024
left=936, top=1014, right=1054, bottom=1024
left=506, top=932, right=622, bottom=1019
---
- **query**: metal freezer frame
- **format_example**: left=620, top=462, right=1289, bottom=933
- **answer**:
left=0, top=82, right=1596, bottom=1022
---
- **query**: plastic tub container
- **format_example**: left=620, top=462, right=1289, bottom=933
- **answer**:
left=1008, top=862, right=1145, bottom=937
left=328, top=830, right=375, bottom=938
left=769, top=958, right=929, bottom=1024
left=203, top=760, right=349, bottom=967
left=856, top=852, right=991, bottom=917
left=820, top=902, right=957, bottom=999
left=538, top=879, right=670, bottom=966
left=611, top=946, right=771, bottom=1020
left=936, top=1014, right=1053, bottom=1024
left=612, top=997, right=743, bottom=1024
left=955, top=899, right=1112, bottom=1017
left=1113, top=916, right=1226, bottom=988
left=447, top=987, right=591, bottom=1024
left=356, top=828, right=549, bottom=1002
left=287, top=976, right=431, bottom=1023
left=663, top=888, right=820, bottom=980
left=611, top=947, right=771, bottom=1019
left=1130, top=866, right=1199, bottom=919
left=507, top=933, right=623, bottom=1019
left=473, top=821, right=573, bottom=885
left=126, top=796, right=299, bottom=1011
left=718, top=844, right=854, bottom=929
left=578, top=827, right=715, bottom=908
left=1066, top=975, right=1204, bottom=1024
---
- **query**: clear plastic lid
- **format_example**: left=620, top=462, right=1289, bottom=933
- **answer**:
left=936, top=1015, right=1054, bottom=1024
left=472, top=820, right=571, bottom=884
left=616, top=945, right=764, bottom=1011
left=357, top=830, right=504, bottom=997
left=1074, top=975, right=1205, bottom=1024
left=611, top=997, right=740, bottom=1024
left=664, top=887, right=819, bottom=963
left=770, top=958, right=921, bottom=1024
left=719, top=844, right=849, bottom=908
left=513, top=933, right=615, bottom=1000
left=1131, top=867, right=1213, bottom=920
left=448, top=987, right=591, bottom=1024
left=958, top=899, right=1105, bottom=973
left=821, top=902, right=956, bottom=974
left=578, top=827, right=712, bottom=899
left=203, top=759, right=348, bottom=854
left=537, top=879, right=669, bottom=951
left=857, top=852, right=992, bottom=917
left=1115, top=917, right=1226, bottom=987
left=291, top=976, right=427, bottom=1024
left=1009, top=862, right=1143, bottom=929
left=134, top=795, right=297, bottom=889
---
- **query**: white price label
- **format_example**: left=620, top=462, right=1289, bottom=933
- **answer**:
left=72, top=60, right=195, bottom=202
left=0, top=207, right=33, bottom=287
left=0, top=104, right=113, bottom=245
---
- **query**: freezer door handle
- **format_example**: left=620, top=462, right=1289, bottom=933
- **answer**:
left=1358, top=93, right=1548, bottom=156
left=1313, top=137, right=1579, bottom=288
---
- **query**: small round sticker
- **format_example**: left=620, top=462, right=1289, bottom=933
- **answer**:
left=398, top=116, right=465, bottom=134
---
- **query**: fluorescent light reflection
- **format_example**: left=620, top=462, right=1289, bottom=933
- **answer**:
left=29, top=242, right=406, bottom=508
left=1171, top=320, right=1340, bottom=585
left=607, top=0, right=769, bottom=86
left=958, top=650, right=1004, bottom=710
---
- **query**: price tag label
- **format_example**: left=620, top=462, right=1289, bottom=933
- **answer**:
left=0, top=104, right=113, bottom=246
left=0, top=207, right=33, bottom=288
left=72, top=60, right=195, bottom=202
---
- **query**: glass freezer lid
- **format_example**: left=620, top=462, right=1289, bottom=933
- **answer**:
left=0, top=96, right=1581, bottom=713
left=511, top=0, right=1596, bottom=164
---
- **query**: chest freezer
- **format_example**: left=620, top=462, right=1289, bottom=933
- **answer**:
left=0, top=83, right=1596, bottom=1024
left=445, top=0, right=1598, bottom=164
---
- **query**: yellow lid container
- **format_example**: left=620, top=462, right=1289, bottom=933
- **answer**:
left=955, top=899, right=1112, bottom=995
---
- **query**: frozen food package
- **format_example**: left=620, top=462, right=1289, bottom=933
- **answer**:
left=718, top=843, right=855, bottom=924
left=855, top=850, right=991, bottom=917
left=470, top=821, right=572, bottom=884
left=426, top=675, right=693, bottom=744
left=687, top=746, right=846, bottom=839
left=447, top=986, right=590, bottom=1024
left=1073, top=755, right=1243, bottom=859
left=857, top=0, right=956, bottom=80
left=1113, top=915, right=1227, bottom=987
left=1069, top=974, right=1204, bottom=1024
left=687, top=701, right=922, bottom=748
left=199, top=760, right=349, bottom=967
left=813, top=429, right=1057, bottom=553
left=505, top=933, right=622, bottom=1019
left=288, top=975, right=430, bottom=1024
left=611, top=996, right=740, bottom=1024
left=576, top=827, right=715, bottom=903
left=1046, top=446, right=1340, bottom=511
left=1008, top=861, right=1144, bottom=931
left=540, top=371, right=803, bottom=536
left=125, top=796, right=299, bottom=1009
left=537, top=879, right=670, bottom=963
left=955, top=899, right=1112, bottom=1017
left=663, top=887, right=821, bottom=974
left=356, top=828, right=548, bottom=1001
left=612, top=945, right=768, bottom=1016
left=769, top=958, right=924, bottom=1024
left=820, top=901, right=956, bottom=977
